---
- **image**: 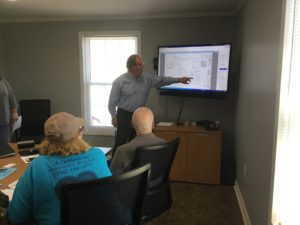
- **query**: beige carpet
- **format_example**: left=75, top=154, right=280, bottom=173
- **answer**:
left=146, top=182, right=244, bottom=225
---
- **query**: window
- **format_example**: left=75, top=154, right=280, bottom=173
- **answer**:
left=272, top=0, right=300, bottom=224
left=79, top=31, right=141, bottom=135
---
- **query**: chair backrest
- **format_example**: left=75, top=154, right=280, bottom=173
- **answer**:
left=133, top=137, right=180, bottom=221
left=60, top=163, right=151, bottom=225
left=18, top=99, right=50, bottom=142
left=134, top=137, right=179, bottom=189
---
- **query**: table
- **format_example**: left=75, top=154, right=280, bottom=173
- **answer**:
left=0, top=144, right=28, bottom=189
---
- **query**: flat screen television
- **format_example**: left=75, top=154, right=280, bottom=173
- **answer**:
left=157, top=43, right=231, bottom=98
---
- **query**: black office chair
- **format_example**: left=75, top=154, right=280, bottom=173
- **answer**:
left=16, top=99, right=51, bottom=144
left=133, top=137, right=180, bottom=222
left=60, top=164, right=151, bottom=225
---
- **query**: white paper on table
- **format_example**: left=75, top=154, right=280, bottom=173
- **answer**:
left=157, top=122, right=174, bottom=126
left=20, top=154, right=39, bottom=164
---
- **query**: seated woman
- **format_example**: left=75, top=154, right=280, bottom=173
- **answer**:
left=7, top=112, right=111, bottom=225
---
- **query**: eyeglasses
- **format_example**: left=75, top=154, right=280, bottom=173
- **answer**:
left=134, top=62, right=144, bottom=67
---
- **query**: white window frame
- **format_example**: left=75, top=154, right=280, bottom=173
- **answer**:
left=79, top=31, right=141, bottom=135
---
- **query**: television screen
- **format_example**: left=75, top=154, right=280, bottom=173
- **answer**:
left=158, top=43, right=231, bottom=98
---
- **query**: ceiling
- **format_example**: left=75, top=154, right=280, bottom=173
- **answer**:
left=0, top=0, right=246, bottom=23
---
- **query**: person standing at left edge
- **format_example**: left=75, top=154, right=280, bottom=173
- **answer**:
left=0, top=76, right=18, bottom=144
left=108, top=54, right=192, bottom=157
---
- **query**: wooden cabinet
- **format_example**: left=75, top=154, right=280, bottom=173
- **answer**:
left=154, top=125, right=222, bottom=184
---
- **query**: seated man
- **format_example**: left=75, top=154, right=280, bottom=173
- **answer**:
left=110, top=107, right=166, bottom=174
left=7, top=112, right=112, bottom=225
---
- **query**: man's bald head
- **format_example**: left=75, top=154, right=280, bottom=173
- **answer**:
left=132, top=107, right=154, bottom=135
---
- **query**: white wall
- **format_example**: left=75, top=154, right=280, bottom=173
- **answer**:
left=235, top=0, right=284, bottom=224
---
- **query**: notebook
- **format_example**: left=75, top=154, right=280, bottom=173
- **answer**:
left=0, top=144, right=16, bottom=158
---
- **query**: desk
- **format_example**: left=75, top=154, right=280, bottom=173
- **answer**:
left=0, top=144, right=28, bottom=189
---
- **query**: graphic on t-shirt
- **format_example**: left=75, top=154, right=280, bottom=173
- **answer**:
left=48, top=155, right=98, bottom=197
left=49, top=155, right=95, bottom=178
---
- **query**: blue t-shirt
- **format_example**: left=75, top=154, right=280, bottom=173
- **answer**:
left=8, top=147, right=111, bottom=225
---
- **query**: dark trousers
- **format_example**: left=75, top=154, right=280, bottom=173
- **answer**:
left=112, top=108, right=136, bottom=157
left=0, top=125, right=11, bottom=144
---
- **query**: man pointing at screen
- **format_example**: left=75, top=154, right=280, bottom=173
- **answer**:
left=108, top=54, right=192, bottom=156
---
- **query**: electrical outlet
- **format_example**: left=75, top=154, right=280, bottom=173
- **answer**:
left=244, top=164, right=247, bottom=178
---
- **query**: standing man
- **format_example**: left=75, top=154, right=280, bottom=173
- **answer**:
left=108, top=54, right=192, bottom=156
left=0, top=76, right=18, bottom=144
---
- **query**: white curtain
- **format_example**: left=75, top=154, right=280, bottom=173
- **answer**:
left=272, top=0, right=300, bottom=224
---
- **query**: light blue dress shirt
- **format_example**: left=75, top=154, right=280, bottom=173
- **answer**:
left=108, top=72, right=178, bottom=118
